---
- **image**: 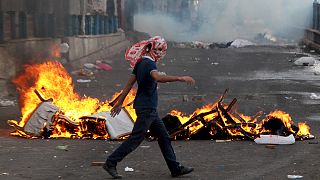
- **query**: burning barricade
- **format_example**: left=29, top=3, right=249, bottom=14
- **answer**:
left=163, top=89, right=313, bottom=142
left=7, top=61, right=313, bottom=142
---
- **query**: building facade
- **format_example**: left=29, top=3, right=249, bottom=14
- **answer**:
left=0, top=0, right=133, bottom=97
left=0, top=0, right=123, bottom=43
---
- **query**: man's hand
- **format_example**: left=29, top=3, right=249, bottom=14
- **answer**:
left=110, top=102, right=122, bottom=117
left=179, top=76, right=195, bottom=85
left=110, top=75, right=136, bottom=117
left=151, top=71, right=195, bottom=85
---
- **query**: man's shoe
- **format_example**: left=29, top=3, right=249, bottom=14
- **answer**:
left=171, top=165, right=194, bottom=177
left=103, top=164, right=122, bottom=179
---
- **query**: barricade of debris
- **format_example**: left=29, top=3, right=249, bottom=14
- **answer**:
left=8, top=89, right=314, bottom=143
left=172, top=31, right=297, bottom=49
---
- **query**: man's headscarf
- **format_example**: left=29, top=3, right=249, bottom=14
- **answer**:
left=125, top=36, right=167, bottom=68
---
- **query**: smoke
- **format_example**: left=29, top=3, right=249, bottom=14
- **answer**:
left=134, top=0, right=313, bottom=42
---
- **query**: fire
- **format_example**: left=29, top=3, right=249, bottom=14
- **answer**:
left=264, top=110, right=294, bottom=132
left=8, top=61, right=312, bottom=141
left=12, top=61, right=101, bottom=126
left=167, top=103, right=312, bottom=140
left=51, top=44, right=61, bottom=58
left=169, top=103, right=217, bottom=124
left=297, top=122, right=311, bottom=136
left=8, top=61, right=137, bottom=139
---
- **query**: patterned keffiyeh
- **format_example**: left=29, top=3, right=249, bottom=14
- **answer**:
left=125, top=36, right=167, bottom=68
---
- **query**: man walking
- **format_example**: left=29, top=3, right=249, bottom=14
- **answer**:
left=104, top=36, right=195, bottom=179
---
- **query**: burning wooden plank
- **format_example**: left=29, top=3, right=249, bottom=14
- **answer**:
left=167, top=94, right=237, bottom=139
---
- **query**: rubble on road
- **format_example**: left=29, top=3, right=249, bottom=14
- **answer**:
left=294, top=57, right=316, bottom=66
left=124, top=167, right=134, bottom=172
left=173, top=39, right=255, bottom=49
left=0, top=99, right=15, bottom=107
left=230, top=39, right=256, bottom=48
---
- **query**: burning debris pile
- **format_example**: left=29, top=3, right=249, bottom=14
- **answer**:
left=163, top=89, right=312, bottom=141
left=8, top=61, right=313, bottom=141
left=8, top=61, right=136, bottom=139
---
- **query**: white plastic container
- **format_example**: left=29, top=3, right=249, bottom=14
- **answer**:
left=254, top=134, right=295, bottom=145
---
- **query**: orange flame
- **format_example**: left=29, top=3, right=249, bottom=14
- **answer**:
left=51, top=44, right=61, bottom=58
left=297, top=122, right=310, bottom=136
left=9, top=61, right=312, bottom=140
left=10, top=61, right=136, bottom=138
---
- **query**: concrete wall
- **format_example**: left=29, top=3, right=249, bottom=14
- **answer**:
left=67, top=31, right=129, bottom=67
left=68, top=31, right=124, bottom=60
left=0, top=31, right=129, bottom=97
left=304, top=3, right=320, bottom=50
left=303, top=28, right=320, bottom=50
left=0, top=0, right=129, bottom=97
left=0, top=46, right=16, bottom=97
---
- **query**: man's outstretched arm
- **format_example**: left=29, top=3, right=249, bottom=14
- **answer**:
left=151, top=70, right=195, bottom=85
left=110, top=75, right=136, bottom=117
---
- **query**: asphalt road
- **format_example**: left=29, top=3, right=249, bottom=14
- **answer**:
left=0, top=43, right=320, bottom=180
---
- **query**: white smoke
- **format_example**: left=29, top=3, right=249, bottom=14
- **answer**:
left=134, top=0, right=313, bottom=42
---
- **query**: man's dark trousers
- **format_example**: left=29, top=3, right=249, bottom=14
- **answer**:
left=106, top=109, right=180, bottom=173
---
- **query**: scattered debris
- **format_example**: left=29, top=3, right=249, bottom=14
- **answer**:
left=255, top=32, right=277, bottom=44
left=91, top=162, right=105, bottom=166
left=216, top=140, right=231, bottom=143
left=82, top=109, right=134, bottom=139
left=230, top=39, right=255, bottom=48
left=287, top=175, right=303, bottom=179
left=78, top=68, right=95, bottom=76
left=77, top=79, right=91, bottom=83
left=209, top=42, right=232, bottom=49
left=310, top=93, right=320, bottom=100
left=20, top=101, right=59, bottom=136
left=313, top=63, right=320, bottom=75
left=284, top=96, right=293, bottom=100
left=190, top=41, right=210, bottom=49
left=173, top=41, right=229, bottom=49
left=254, top=134, right=295, bottom=145
left=308, top=141, right=318, bottom=144
left=265, top=145, right=276, bottom=149
left=56, top=145, right=69, bottom=151
left=175, top=43, right=187, bottom=48
left=191, top=95, right=206, bottom=102
left=124, top=166, right=134, bottom=172
left=294, top=57, right=316, bottom=66
left=96, top=61, right=112, bottom=71
left=83, top=63, right=97, bottom=69
left=0, top=99, right=15, bottom=107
